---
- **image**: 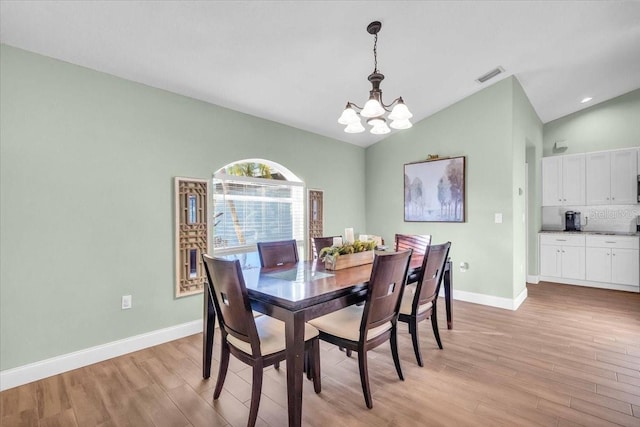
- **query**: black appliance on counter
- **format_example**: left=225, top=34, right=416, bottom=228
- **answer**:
left=565, top=211, right=581, bottom=231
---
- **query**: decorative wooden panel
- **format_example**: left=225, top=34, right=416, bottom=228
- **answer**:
left=175, top=177, right=210, bottom=297
left=308, top=189, right=324, bottom=260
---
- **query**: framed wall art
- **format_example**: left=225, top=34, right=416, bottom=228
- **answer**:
left=174, top=177, right=210, bottom=297
left=404, top=156, right=466, bottom=222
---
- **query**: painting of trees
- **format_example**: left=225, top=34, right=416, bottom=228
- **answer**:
left=404, top=157, right=465, bottom=222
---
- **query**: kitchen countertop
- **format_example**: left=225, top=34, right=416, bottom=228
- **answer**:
left=539, top=230, right=640, bottom=237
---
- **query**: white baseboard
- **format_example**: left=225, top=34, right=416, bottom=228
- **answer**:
left=527, top=275, right=540, bottom=284
left=538, top=276, right=639, bottom=293
left=447, top=287, right=528, bottom=311
left=0, top=320, right=202, bottom=391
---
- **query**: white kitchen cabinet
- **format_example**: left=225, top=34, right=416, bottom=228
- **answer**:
left=586, top=152, right=611, bottom=205
left=542, top=154, right=585, bottom=206
left=585, top=247, right=612, bottom=282
left=585, top=235, right=639, bottom=287
left=586, top=149, right=638, bottom=205
left=539, top=234, right=585, bottom=280
left=542, top=157, right=562, bottom=206
left=611, top=248, right=640, bottom=286
left=610, top=149, right=638, bottom=204
left=540, top=244, right=561, bottom=278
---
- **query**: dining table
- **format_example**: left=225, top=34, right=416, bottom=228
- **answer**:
left=202, top=253, right=453, bottom=427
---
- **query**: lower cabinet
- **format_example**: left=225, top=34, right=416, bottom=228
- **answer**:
left=540, top=233, right=639, bottom=292
left=539, top=234, right=585, bottom=280
left=586, top=236, right=639, bottom=287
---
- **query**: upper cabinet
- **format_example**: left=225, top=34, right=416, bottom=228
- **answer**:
left=542, top=154, right=585, bottom=206
left=610, top=149, right=638, bottom=204
left=586, top=148, right=637, bottom=205
left=543, top=148, right=639, bottom=207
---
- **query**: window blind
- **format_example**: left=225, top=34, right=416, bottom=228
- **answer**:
left=212, top=174, right=304, bottom=256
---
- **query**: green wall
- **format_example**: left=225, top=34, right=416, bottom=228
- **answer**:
left=365, top=77, right=541, bottom=300
left=543, top=89, right=640, bottom=156
left=0, top=45, right=367, bottom=370
left=512, top=80, right=543, bottom=282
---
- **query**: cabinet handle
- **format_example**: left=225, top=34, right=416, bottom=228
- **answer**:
left=605, top=241, right=616, bottom=244
left=556, top=239, right=567, bottom=241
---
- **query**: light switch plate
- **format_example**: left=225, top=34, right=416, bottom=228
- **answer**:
left=495, top=213, right=503, bottom=224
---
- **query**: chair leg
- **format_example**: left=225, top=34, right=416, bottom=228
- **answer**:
left=213, top=341, right=230, bottom=399
left=409, top=319, right=423, bottom=367
left=248, top=363, right=263, bottom=427
left=390, top=325, right=404, bottom=381
left=431, top=309, right=443, bottom=350
left=311, top=338, right=321, bottom=394
left=357, top=349, right=373, bottom=409
left=339, top=346, right=353, bottom=357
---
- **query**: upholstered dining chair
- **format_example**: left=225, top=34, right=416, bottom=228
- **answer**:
left=308, top=250, right=412, bottom=409
left=311, top=236, right=342, bottom=259
left=202, top=254, right=321, bottom=427
left=398, top=242, right=451, bottom=367
left=257, top=239, right=299, bottom=267
left=395, top=234, right=432, bottom=284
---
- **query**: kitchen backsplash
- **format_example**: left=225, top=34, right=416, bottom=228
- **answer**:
left=542, top=204, right=640, bottom=232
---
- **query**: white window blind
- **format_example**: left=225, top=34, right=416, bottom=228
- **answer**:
left=212, top=173, right=304, bottom=256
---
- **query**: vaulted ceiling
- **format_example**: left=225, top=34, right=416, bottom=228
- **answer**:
left=2, top=1, right=639, bottom=147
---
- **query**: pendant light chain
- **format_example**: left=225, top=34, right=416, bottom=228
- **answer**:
left=373, top=32, right=378, bottom=73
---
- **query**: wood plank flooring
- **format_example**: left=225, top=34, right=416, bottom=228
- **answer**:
left=2, top=282, right=639, bottom=426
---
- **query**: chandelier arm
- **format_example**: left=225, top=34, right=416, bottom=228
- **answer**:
left=347, top=102, right=365, bottom=111
left=379, top=97, right=403, bottom=111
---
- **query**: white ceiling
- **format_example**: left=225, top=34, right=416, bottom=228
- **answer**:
left=1, top=1, right=639, bottom=148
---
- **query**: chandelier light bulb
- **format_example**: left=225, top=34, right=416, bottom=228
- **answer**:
left=360, top=98, right=385, bottom=118
left=344, top=121, right=365, bottom=133
left=388, top=101, right=413, bottom=121
left=370, top=121, right=390, bottom=135
left=390, top=119, right=413, bottom=130
left=338, top=106, right=360, bottom=125
left=367, top=117, right=385, bottom=127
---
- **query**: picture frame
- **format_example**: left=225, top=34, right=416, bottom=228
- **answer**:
left=404, top=156, right=466, bottom=222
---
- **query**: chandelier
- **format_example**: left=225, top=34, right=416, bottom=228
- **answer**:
left=338, top=21, right=413, bottom=135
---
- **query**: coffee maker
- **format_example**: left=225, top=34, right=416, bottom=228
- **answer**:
left=565, top=211, right=581, bottom=231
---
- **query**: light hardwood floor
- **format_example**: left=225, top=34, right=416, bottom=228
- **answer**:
left=2, top=282, right=640, bottom=426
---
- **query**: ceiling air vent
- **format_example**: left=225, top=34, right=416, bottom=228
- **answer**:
left=476, top=66, right=504, bottom=84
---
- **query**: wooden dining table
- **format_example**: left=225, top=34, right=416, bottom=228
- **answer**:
left=202, top=254, right=453, bottom=427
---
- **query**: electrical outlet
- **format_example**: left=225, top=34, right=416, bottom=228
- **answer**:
left=494, top=213, right=503, bottom=224
left=122, top=295, right=132, bottom=310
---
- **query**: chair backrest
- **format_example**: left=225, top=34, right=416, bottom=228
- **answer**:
left=360, top=250, right=412, bottom=339
left=414, top=242, right=451, bottom=312
left=312, top=236, right=341, bottom=259
left=395, top=234, right=432, bottom=265
left=257, top=239, right=299, bottom=267
left=202, top=254, right=260, bottom=355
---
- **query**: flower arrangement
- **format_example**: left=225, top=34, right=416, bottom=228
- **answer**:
left=318, top=239, right=377, bottom=260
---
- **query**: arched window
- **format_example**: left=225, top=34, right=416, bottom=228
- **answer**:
left=212, top=159, right=305, bottom=262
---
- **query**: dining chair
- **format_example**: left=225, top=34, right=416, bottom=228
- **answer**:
left=311, top=235, right=341, bottom=259
left=202, top=254, right=321, bottom=427
left=308, top=250, right=412, bottom=409
left=395, top=234, right=432, bottom=284
left=257, top=239, right=299, bottom=267
left=398, top=242, right=451, bottom=367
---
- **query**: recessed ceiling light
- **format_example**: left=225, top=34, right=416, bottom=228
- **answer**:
left=581, top=97, right=593, bottom=104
